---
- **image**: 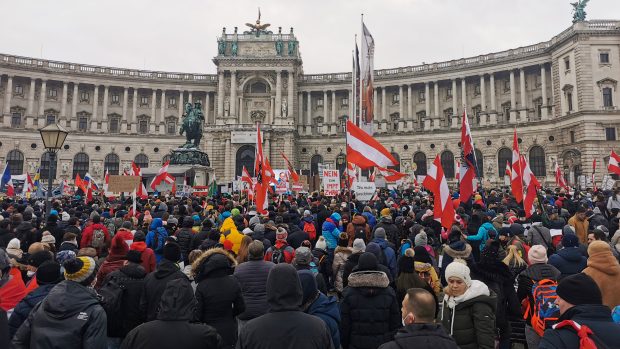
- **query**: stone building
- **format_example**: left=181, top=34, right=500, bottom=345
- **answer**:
left=0, top=19, right=619, bottom=189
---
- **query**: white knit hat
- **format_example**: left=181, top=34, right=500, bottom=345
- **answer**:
left=315, top=236, right=327, bottom=250
left=445, top=259, right=472, bottom=287
left=352, top=238, right=366, bottom=254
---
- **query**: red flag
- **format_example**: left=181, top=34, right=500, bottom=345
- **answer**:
left=375, top=166, right=407, bottom=182
left=254, top=123, right=268, bottom=214
left=74, top=173, right=87, bottom=193
left=131, top=161, right=148, bottom=199
left=554, top=162, right=569, bottom=190
left=241, top=165, right=253, bottom=187
left=423, top=155, right=454, bottom=229
left=459, top=110, right=477, bottom=202
left=522, top=156, right=541, bottom=218
left=592, top=158, right=597, bottom=191
left=281, top=152, right=300, bottom=183
left=346, top=120, right=398, bottom=169
left=511, top=129, right=524, bottom=203
left=608, top=150, right=620, bottom=176
left=150, top=160, right=175, bottom=190
left=346, top=163, right=358, bottom=187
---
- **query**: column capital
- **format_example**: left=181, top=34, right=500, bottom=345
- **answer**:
left=230, top=70, right=237, bottom=75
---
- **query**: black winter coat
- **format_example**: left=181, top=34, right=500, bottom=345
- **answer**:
left=139, top=259, right=187, bottom=321
left=8, top=283, right=57, bottom=338
left=340, top=270, right=401, bottom=349
left=0, top=308, right=8, bottom=349
left=42, top=221, right=64, bottom=249
left=378, top=323, right=459, bottom=349
left=548, top=247, right=587, bottom=279
left=0, top=227, right=15, bottom=248
left=58, top=241, right=79, bottom=253
left=121, top=278, right=222, bottom=349
left=539, top=304, right=620, bottom=349
left=287, top=229, right=310, bottom=249
left=190, top=228, right=210, bottom=250
left=14, top=221, right=39, bottom=252
left=234, top=259, right=275, bottom=320
left=342, top=252, right=362, bottom=289
left=174, top=228, right=193, bottom=262
left=104, top=263, right=147, bottom=337
left=193, top=248, right=245, bottom=348
left=373, top=217, right=400, bottom=247
left=12, top=280, right=107, bottom=349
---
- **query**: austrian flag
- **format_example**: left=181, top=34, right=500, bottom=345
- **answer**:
left=422, top=155, right=454, bottom=230
left=375, top=166, right=407, bottom=182
left=150, top=160, right=176, bottom=190
left=346, top=120, right=398, bottom=169
left=608, top=150, right=620, bottom=176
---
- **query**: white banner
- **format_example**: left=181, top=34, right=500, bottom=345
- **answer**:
left=352, top=181, right=376, bottom=201
left=322, top=169, right=340, bottom=196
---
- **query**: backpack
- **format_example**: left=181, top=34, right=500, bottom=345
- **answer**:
left=91, top=228, right=106, bottom=248
left=309, top=260, right=319, bottom=275
left=271, top=245, right=287, bottom=264
left=531, top=226, right=556, bottom=257
left=524, top=278, right=560, bottom=337
left=553, top=320, right=611, bottom=349
left=99, top=277, right=126, bottom=328
left=105, top=219, right=117, bottom=237
left=303, top=221, right=317, bottom=241
left=353, top=224, right=367, bottom=242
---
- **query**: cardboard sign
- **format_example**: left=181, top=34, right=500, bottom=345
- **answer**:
left=352, top=182, right=377, bottom=201
left=107, top=175, right=141, bottom=193
left=602, top=175, right=616, bottom=190
left=322, top=169, right=340, bottom=196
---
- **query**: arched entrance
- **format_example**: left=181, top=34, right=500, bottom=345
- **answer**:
left=562, top=149, right=582, bottom=187
left=236, top=145, right=256, bottom=178
left=310, top=154, right=324, bottom=192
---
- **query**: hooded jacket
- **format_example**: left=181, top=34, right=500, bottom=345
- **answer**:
left=322, top=218, right=341, bottom=249
left=340, top=270, right=401, bottom=349
left=192, top=248, right=245, bottom=347
left=306, top=291, right=341, bottom=349
left=370, top=238, right=397, bottom=279
left=237, top=264, right=334, bottom=349
left=440, top=280, right=497, bottom=349
left=234, top=257, right=275, bottom=321
left=104, top=263, right=147, bottom=338
left=146, top=218, right=168, bottom=263
left=342, top=252, right=362, bottom=289
left=377, top=323, right=459, bottom=349
left=129, top=241, right=156, bottom=273
left=121, top=278, right=222, bottom=349
left=81, top=223, right=111, bottom=255
left=346, top=215, right=371, bottom=245
left=332, top=246, right=352, bottom=292
left=548, top=247, right=587, bottom=279
left=219, top=216, right=243, bottom=254
left=583, top=245, right=620, bottom=309
left=139, top=259, right=187, bottom=321
left=440, top=241, right=473, bottom=286
left=11, top=280, right=107, bottom=349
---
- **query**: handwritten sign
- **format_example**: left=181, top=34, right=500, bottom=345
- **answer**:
left=107, top=175, right=140, bottom=193
left=352, top=182, right=376, bottom=201
left=322, top=170, right=340, bottom=196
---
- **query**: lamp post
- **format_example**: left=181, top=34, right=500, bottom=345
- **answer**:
left=39, top=123, right=69, bottom=216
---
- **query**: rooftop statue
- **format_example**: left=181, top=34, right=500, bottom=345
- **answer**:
left=245, top=8, right=272, bottom=37
left=179, top=101, right=204, bottom=148
left=571, top=0, right=589, bottom=22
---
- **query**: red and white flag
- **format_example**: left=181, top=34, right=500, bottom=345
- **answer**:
left=281, top=152, right=300, bottom=183
left=150, top=160, right=176, bottom=190
left=608, top=150, right=620, bottom=176
left=360, top=21, right=375, bottom=134
left=554, top=162, right=569, bottom=190
left=369, top=167, right=376, bottom=182
left=459, top=110, right=477, bottom=202
left=346, top=163, right=358, bottom=187
left=21, top=173, right=34, bottom=196
left=376, top=166, right=407, bottom=182
left=422, top=155, right=454, bottom=229
left=241, top=165, right=253, bottom=188
left=511, top=129, right=524, bottom=203
left=346, top=120, right=398, bottom=169
left=592, top=158, right=597, bottom=191
left=505, top=161, right=512, bottom=178
left=522, top=156, right=541, bottom=218
left=254, top=123, right=269, bottom=214
left=131, top=161, right=148, bottom=199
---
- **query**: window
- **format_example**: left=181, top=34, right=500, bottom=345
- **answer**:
left=529, top=146, right=546, bottom=176
left=167, top=121, right=176, bottom=135
left=134, top=154, right=149, bottom=169
left=78, top=117, right=88, bottom=131
left=317, top=99, right=324, bottom=107
left=111, top=93, right=120, bottom=104
left=6, top=150, right=24, bottom=175
left=603, top=87, right=613, bottom=107
left=417, top=110, right=426, bottom=119
left=447, top=87, right=452, bottom=98
left=440, top=151, right=455, bottom=179
left=392, top=94, right=400, bottom=103
left=40, top=152, right=57, bottom=180
left=570, top=131, right=575, bottom=143
left=11, top=112, right=22, bottom=128
left=497, top=148, right=512, bottom=177
left=341, top=98, right=348, bottom=106
left=47, top=89, right=57, bottom=98
left=14, top=85, right=23, bottom=95
left=140, top=96, right=149, bottom=106
left=474, top=84, right=481, bottom=96
left=567, top=92, right=573, bottom=111
left=413, top=152, right=427, bottom=176
left=248, top=82, right=268, bottom=94
left=504, top=80, right=510, bottom=92
left=138, top=120, right=148, bottom=134
left=80, top=91, right=90, bottom=102
left=46, top=114, right=56, bottom=125
left=600, top=53, right=609, bottom=64
left=109, top=118, right=120, bottom=133
left=475, top=149, right=484, bottom=178
left=72, top=153, right=89, bottom=179
left=418, top=91, right=425, bottom=101
left=104, top=153, right=120, bottom=175
left=606, top=127, right=617, bottom=141
left=564, top=57, right=570, bottom=71
left=168, top=97, right=176, bottom=107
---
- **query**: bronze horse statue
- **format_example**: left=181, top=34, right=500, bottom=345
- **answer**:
left=179, top=102, right=204, bottom=148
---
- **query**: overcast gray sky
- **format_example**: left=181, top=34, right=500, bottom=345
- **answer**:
left=1, top=0, right=619, bottom=74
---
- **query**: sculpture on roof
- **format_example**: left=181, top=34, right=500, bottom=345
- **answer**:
left=245, top=8, right=272, bottom=37
left=571, top=0, right=589, bottom=22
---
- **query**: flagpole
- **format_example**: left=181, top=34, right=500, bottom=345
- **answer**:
left=344, top=116, right=352, bottom=207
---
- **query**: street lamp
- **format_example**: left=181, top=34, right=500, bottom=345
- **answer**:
left=39, top=123, right=69, bottom=216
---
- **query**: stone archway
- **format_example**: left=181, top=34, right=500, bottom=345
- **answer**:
left=235, top=145, right=256, bottom=178
left=562, top=149, right=582, bottom=186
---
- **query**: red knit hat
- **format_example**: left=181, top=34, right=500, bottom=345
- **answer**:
left=109, top=234, right=129, bottom=257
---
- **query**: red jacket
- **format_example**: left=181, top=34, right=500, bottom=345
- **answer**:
left=94, top=255, right=126, bottom=289
left=129, top=241, right=157, bottom=273
left=81, top=223, right=110, bottom=255
left=0, top=267, right=27, bottom=311
left=114, top=229, right=134, bottom=246
left=264, top=240, right=295, bottom=264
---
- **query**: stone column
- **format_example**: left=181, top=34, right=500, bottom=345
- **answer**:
left=160, top=90, right=166, bottom=134
left=323, top=90, right=328, bottom=131
left=275, top=70, right=282, bottom=118
left=90, top=85, right=98, bottom=132
left=205, top=92, right=211, bottom=124
left=38, top=80, right=47, bottom=121
left=373, top=88, right=378, bottom=126
left=541, top=64, right=548, bottom=120
left=407, top=85, right=413, bottom=128
left=230, top=70, right=237, bottom=117
left=398, top=85, right=404, bottom=129
left=509, top=70, right=517, bottom=123
left=306, top=91, right=312, bottom=134
left=480, top=75, right=486, bottom=126
left=461, top=78, right=466, bottom=111
left=60, top=82, right=68, bottom=121
left=287, top=71, right=294, bottom=119
left=433, top=82, right=440, bottom=129
left=121, top=87, right=128, bottom=132
left=26, top=79, right=35, bottom=117
left=424, top=83, right=430, bottom=116
left=519, top=68, right=527, bottom=121
left=72, top=83, right=79, bottom=129
left=331, top=90, right=336, bottom=134
left=2, top=75, right=12, bottom=126
left=217, top=71, right=225, bottom=118
left=381, top=87, right=387, bottom=120
left=102, top=85, right=109, bottom=131
left=178, top=91, right=184, bottom=120
left=150, top=89, right=157, bottom=133
left=452, top=79, right=457, bottom=116
left=188, top=91, right=193, bottom=104
left=132, top=88, right=138, bottom=132
left=298, top=92, right=303, bottom=131
left=489, top=73, right=497, bottom=125
left=225, top=139, right=231, bottom=181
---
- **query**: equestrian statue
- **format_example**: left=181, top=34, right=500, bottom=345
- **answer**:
left=179, top=101, right=204, bottom=148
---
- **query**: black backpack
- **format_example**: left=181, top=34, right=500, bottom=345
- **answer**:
left=99, top=277, right=126, bottom=333
left=353, top=224, right=367, bottom=242
left=271, top=246, right=287, bottom=264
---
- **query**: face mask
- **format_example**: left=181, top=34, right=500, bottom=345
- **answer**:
left=27, top=270, right=36, bottom=277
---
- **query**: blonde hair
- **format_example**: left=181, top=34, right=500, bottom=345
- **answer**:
left=502, top=244, right=526, bottom=267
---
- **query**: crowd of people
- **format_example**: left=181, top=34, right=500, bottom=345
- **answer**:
left=1, top=186, right=620, bottom=348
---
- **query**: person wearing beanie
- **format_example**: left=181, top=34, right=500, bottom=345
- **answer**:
left=373, top=210, right=399, bottom=248
left=80, top=215, right=111, bottom=257
left=140, top=242, right=188, bottom=322
left=583, top=240, right=620, bottom=309
left=264, top=228, right=295, bottom=264
left=441, top=260, right=497, bottom=349
left=342, top=238, right=366, bottom=289
left=287, top=218, right=311, bottom=250
left=298, top=269, right=341, bottom=349
left=548, top=233, right=587, bottom=279
left=370, top=227, right=398, bottom=280
left=517, top=245, right=561, bottom=348
left=332, top=232, right=353, bottom=294
left=396, top=248, right=435, bottom=305
left=94, top=234, right=129, bottom=289
left=340, top=252, right=401, bottom=349
left=114, top=221, right=135, bottom=248
left=440, top=227, right=474, bottom=286
left=234, top=240, right=275, bottom=328
left=40, top=231, right=57, bottom=253
left=293, top=246, right=328, bottom=295
left=130, top=230, right=156, bottom=273
left=540, top=273, right=620, bottom=349
left=8, top=260, right=62, bottom=338
left=12, top=256, right=107, bottom=349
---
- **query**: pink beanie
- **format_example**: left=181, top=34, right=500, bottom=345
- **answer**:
left=528, top=245, right=548, bottom=264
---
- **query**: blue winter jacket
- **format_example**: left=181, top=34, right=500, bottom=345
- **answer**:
left=548, top=247, right=587, bottom=279
left=371, top=238, right=397, bottom=279
left=362, top=212, right=377, bottom=230
left=322, top=219, right=340, bottom=249
left=307, top=292, right=341, bottom=349
left=8, top=283, right=57, bottom=338
left=146, top=218, right=169, bottom=263
left=466, top=222, right=497, bottom=251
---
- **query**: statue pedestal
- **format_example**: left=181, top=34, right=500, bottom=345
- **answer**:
left=169, top=148, right=211, bottom=167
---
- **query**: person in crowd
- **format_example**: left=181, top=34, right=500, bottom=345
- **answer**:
left=236, top=235, right=253, bottom=264
left=287, top=217, right=309, bottom=249
left=293, top=246, right=328, bottom=294
left=237, top=263, right=334, bottom=349
left=12, top=256, right=107, bottom=349
left=22, top=250, right=54, bottom=294
left=396, top=248, right=435, bottom=305
left=568, top=206, right=589, bottom=244
left=370, top=228, right=397, bottom=279
left=0, top=248, right=26, bottom=315
left=146, top=218, right=169, bottom=263
left=0, top=220, right=14, bottom=248
left=539, top=273, right=620, bottom=349
left=502, top=244, right=527, bottom=278
left=129, top=231, right=156, bottom=273
left=373, top=208, right=399, bottom=247
left=464, top=213, right=498, bottom=255
left=582, top=240, right=620, bottom=309
left=346, top=212, right=371, bottom=244
left=121, top=278, right=222, bottom=349
left=219, top=212, right=244, bottom=254
left=298, top=269, right=341, bottom=349
left=379, top=288, right=459, bottom=349
left=299, top=210, right=318, bottom=244
left=548, top=233, right=587, bottom=279
left=80, top=215, right=111, bottom=256
left=234, top=240, right=275, bottom=330
left=59, top=232, right=80, bottom=253
left=340, top=252, right=400, bottom=349
left=440, top=260, right=497, bottom=349
left=191, top=219, right=214, bottom=250
left=440, top=227, right=473, bottom=286
left=40, top=231, right=57, bottom=254
left=264, top=227, right=295, bottom=264
left=342, top=238, right=366, bottom=289
left=114, top=221, right=135, bottom=247
left=94, top=234, right=129, bottom=289
left=332, top=232, right=352, bottom=295
left=175, top=217, right=195, bottom=263
left=139, top=242, right=187, bottom=322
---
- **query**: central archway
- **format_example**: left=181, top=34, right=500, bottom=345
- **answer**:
left=236, top=145, right=256, bottom=178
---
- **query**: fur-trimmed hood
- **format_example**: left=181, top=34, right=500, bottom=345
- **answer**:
left=347, top=270, right=390, bottom=289
left=191, top=247, right=237, bottom=282
left=443, top=241, right=472, bottom=259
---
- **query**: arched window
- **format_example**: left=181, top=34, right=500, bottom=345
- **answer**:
left=310, top=155, right=323, bottom=177
left=134, top=154, right=149, bottom=169
left=413, top=152, right=427, bottom=176
left=388, top=152, right=401, bottom=172
left=475, top=149, right=484, bottom=177
left=497, top=148, right=512, bottom=177
left=235, top=145, right=256, bottom=177
left=6, top=150, right=24, bottom=175
left=72, top=153, right=89, bottom=178
left=40, top=152, right=57, bottom=180
left=441, top=151, right=455, bottom=179
left=104, top=153, right=120, bottom=175
left=529, top=146, right=546, bottom=176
